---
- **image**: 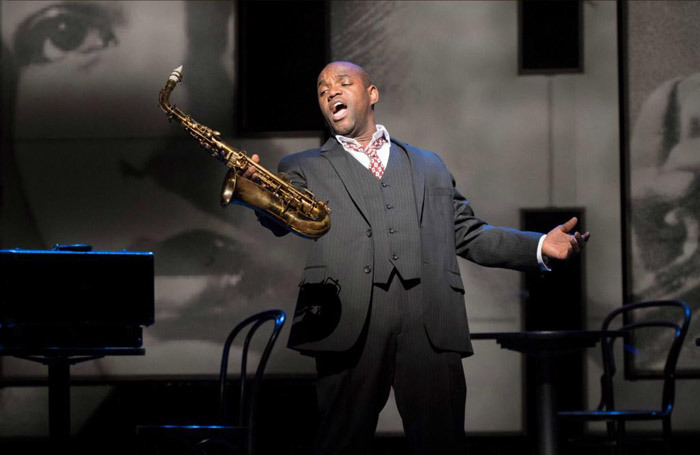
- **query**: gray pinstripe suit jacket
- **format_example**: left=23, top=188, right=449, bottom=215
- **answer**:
left=274, top=137, right=542, bottom=356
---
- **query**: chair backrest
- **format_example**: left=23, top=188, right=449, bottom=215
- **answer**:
left=218, top=309, right=286, bottom=432
left=597, top=300, right=690, bottom=415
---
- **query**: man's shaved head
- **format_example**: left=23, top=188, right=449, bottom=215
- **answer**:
left=316, top=61, right=379, bottom=143
left=318, top=61, right=372, bottom=88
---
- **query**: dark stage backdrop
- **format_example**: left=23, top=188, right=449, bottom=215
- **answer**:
left=0, top=0, right=321, bottom=381
left=622, top=0, right=700, bottom=377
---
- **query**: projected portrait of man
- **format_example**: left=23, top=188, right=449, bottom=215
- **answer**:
left=630, top=72, right=700, bottom=371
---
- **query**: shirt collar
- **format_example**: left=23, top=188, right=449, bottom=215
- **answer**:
left=335, top=124, right=390, bottom=150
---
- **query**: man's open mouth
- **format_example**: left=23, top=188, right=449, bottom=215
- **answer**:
left=331, top=101, right=348, bottom=121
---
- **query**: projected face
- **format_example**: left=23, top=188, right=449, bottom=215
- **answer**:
left=0, top=1, right=308, bottom=378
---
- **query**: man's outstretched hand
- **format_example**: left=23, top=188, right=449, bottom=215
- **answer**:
left=542, top=217, right=590, bottom=260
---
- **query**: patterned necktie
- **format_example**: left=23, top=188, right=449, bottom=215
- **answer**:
left=345, top=137, right=387, bottom=179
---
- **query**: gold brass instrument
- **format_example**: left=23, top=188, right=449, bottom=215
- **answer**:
left=158, top=66, right=330, bottom=238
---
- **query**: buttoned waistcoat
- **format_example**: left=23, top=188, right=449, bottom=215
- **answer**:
left=275, top=137, right=542, bottom=356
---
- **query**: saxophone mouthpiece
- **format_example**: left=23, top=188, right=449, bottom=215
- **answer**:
left=169, top=65, right=183, bottom=83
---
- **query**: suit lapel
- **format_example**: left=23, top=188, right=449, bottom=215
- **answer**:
left=320, top=136, right=427, bottom=224
left=321, top=138, right=371, bottom=223
left=393, top=139, right=426, bottom=223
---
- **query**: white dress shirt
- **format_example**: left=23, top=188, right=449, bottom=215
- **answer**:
left=335, top=124, right=391, bottom=169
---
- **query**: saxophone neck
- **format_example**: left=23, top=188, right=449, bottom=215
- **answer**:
left=158, top=65, right=184, bottom=114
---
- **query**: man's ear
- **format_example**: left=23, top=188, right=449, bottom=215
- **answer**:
left=369, top=84, right=379, bottom=107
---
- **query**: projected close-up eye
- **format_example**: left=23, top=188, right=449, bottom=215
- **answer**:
left=14, top=3, right=119, bottom=66
left=2, top=1, right=196, bottom=139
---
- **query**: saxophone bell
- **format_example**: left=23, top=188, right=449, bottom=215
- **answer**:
left=221, top=169, right=237, bottom=207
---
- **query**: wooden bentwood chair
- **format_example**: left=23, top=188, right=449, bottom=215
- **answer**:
left=558, top=300, right=690, bottom=455
left=137, top=309, right=286, bottom=455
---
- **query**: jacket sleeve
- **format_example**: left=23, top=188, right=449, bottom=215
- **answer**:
left=451, top=172, right=542, bottom=273
left=278, top=153, right=308, bottom=190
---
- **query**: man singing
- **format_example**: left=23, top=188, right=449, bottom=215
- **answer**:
left=250, top=61, right=589, bottom=455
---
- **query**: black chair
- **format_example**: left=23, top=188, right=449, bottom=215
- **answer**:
left=137, top=309, right=286, bottom=455
left=558, top=300, right=690, bottom=455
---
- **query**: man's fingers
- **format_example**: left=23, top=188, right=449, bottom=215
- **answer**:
left=574, top=231, right=590, bottom=248
left=243, top=154, right=261, bottom=180
left=543, top=221, right=589, bottom=261
left=568, top=231, right=588, bottom=257
left=560, top=217, right=578, bottom=233
left=571, top=234, right=581, bottom=254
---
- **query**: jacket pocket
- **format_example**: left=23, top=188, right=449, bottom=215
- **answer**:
left=446, top=268, right=465, bottom=292
left=429, top=186, right=453, bottom=197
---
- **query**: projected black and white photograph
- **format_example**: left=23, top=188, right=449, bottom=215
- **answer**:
left=624, top=0, right=700, bottom=377
left=1, top=1, right=699, bottom=455
left=1, top=0, right=316, bottom=382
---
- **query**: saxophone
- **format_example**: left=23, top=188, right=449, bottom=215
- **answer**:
left=158, top=66, right=330, bottom=238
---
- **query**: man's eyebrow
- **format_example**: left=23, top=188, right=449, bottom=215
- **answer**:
left=317, top=74, right=353, bottom=87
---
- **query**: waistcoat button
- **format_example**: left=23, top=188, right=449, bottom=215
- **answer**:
left=363, top=266, right=372, bottom=274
